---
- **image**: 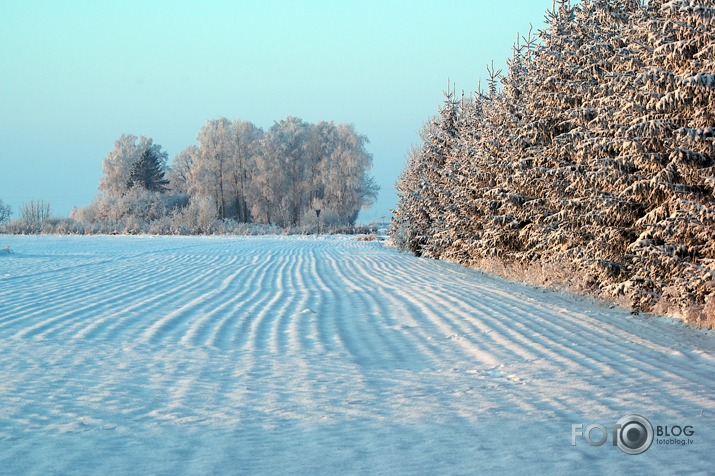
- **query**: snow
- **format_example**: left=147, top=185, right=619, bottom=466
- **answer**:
left=0, top=235, right=713, bottom=474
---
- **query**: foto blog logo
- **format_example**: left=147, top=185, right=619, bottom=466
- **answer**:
left=572, top=414, right=695, bottom=455
left=572, top=414, right=654, bottom=455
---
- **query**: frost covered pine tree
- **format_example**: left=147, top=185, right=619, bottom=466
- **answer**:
left=390, top=0, right=715, bottom=326
left=392, top=89, right=459, bottom=257
left=619, top=0, right=715, bottom=319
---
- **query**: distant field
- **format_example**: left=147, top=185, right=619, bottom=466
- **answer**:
left=0, top=236, right=713, bottom=474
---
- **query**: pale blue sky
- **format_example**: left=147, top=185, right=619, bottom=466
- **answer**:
left=0, top=0, right=549, bottom=221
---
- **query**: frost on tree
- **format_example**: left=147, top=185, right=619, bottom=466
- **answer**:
left=99, top=135, right=168, bottom=198
left=187, top=117, right=378, bottom=227
left=391, top=0, right=715, bottom=327
left=78, top=116, right=378, bottom=231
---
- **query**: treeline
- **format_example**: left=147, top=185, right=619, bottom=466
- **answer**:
left=64, top=116, right=379, bottom=233
left=391, top=0, right=714, bottom=327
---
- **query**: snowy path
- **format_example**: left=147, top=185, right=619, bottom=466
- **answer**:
left=0, top=235, right=713, bottom=474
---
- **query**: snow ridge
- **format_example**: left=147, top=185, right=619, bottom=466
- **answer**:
left=0, top=235, right=713, bottom=473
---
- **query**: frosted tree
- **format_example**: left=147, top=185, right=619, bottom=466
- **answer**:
left=391, top=145, right=426, bottom=251
left=19, top=199, right=52, bottom=231
left=320, top=122, right=378, bottom=224
left=226, top=120, right=263, bottom=223
left=93, top=134, right=173, bottom=226
left=529, top=1, right=646, bottom=266
left=188, top=119, right=264, bottom=222
left=81, top=115, right=378, bottom=232
left=248, top=137, right=277, bottom=225
left=304, top=121, right=338, bottom=211
left=390, top=0, right=714, bottom=325
left=99, top=134, right=156, bottom=198
left=190, top=118, right=233, bottom=220
left=436, top=92, right=490, bottom=263
left=393, top=89, right=459, bottom=256
left=618, top=0, right=715, bottom=317
left=266, top=116, right=311, bottom=226
left=168, top=145, right=198, bottom=195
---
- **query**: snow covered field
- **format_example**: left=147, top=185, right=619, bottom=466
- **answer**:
left=0, top=235, right=713, bottom=474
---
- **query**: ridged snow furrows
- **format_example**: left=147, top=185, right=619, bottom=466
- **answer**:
left=0, top=235, right=713, bottom=474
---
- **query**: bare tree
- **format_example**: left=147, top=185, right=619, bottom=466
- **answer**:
left=20, top=199, right=51, bottom=228
left=0, top=199, right=12, bottom=225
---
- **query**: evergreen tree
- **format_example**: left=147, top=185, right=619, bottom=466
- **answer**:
left=392, top=89, right=459, bottom=257
left=128, top=144, right=169, bottom=193
left=391, top=0, right=715, bottom=326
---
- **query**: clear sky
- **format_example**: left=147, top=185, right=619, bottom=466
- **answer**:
left=0, top=0, right=550, bottom=222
